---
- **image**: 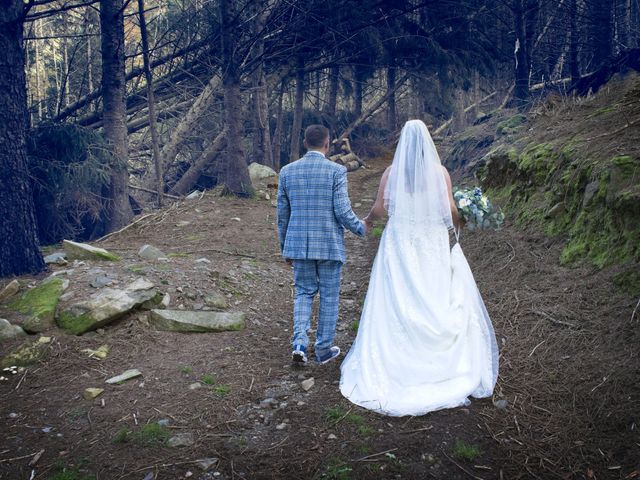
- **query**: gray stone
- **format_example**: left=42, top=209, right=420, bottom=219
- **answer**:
left=63, top=240, right=120, bottom=261
left=157, top=419, right=170, bottom=427
left=545, top=201, right=565, bottom=219
left=248, top=163, right=277, bottom=189
left=149, top=310, right=245, bottom=333
left=260, top=397, right=278, bottom=409
left=138, top=244, right=166, bottom=261
left=44, top=252, right=68, bottom=265
left=195, top=458, right=219, bottom=471
left=494, top=399, right=508, bottom=410
left=0, top=280, right=20, bottom=304
left=90, top=275, right=114, bottom=288
left=168, top=432, right=195, bottom=447
left=189, top=382, right=202, bottom=390
left=58, top=278, right=157, bottom=335
left=195, top=258, right=211, bottom=264
left=204, top=292, right=227, bottom=310
left=161, top=294, right=171, bottom=308
left=301, top=378, right=315, bottom=392
left=582, top=181, right=599, bottom=208
left=275, top=422, right=287, bottom=430
left=0, top=319, right=26, bottom=341
left=327, top=434, right=337, bottom=440
left=105, top=369, right=142, bottom=384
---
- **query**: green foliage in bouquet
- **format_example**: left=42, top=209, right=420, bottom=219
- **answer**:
left=453, top=187, right=504, bottom=230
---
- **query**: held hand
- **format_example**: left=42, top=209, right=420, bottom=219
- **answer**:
left=364, top=218, right=374, bottom=234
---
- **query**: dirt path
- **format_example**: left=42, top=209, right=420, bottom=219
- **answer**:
left=1, top=157, right=638, bottom=480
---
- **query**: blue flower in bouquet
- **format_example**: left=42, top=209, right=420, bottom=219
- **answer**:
left=453, top=186, right=504, bottom=230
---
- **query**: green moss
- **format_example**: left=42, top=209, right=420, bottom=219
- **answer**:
left=201, top=374, right=215, bottom=385
left=9, top=279, right=65, bottom=332
left=611, top=155, right=639, bottom=178
left=497, top=114, right=527, bottom=135
left=57, top=310, right=95, bottom=336
left=113, top=423, right=170, bottom=446
left=167, top=252, right=191, bottom=258
left=128, top=265, right=146, bottom=275
left=1, top=336, right=51, bottom=368
left=371, top=226, right=383, bottom=238
left=517, top=143, right=555, bottom=185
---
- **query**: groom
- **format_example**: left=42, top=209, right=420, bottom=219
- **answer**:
left=277, top=125, right=367, bottom=365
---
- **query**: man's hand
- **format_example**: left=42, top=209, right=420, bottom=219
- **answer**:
left=364, top=218, right=374, bottom=234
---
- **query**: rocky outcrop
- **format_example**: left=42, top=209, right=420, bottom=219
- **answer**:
left=63, top=240, right=120, bottom=262
left=57, top=278, right=158, bottom=335
left=9, top=278, right=68, bottom=333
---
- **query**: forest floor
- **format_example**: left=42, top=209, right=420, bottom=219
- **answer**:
left=0, top=156, right=638, bottom=480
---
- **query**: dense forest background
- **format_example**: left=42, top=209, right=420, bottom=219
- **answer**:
left=1, top=0, right=639, bottom=277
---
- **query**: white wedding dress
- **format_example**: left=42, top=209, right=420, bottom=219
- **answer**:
left=339, top=120, right=499, bottom=416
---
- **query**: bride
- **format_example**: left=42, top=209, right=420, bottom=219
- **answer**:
left=339, top=119, right=499, bottom=416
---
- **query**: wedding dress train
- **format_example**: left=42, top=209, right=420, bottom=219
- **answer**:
left=339, top=219, right=499, bottom=416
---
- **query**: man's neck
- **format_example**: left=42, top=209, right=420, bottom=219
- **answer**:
left=307, top=149, right=326, bottom=156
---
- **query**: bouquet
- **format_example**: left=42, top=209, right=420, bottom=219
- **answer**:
left=453, top=186, right=504, bottom=230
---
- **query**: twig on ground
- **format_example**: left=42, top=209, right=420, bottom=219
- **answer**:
left=532, top=310, right=577, bottom=328
left=95, top=213, right=155, bottom=243
left=0, top=451, right=40, bottom=464
left=353, top=447, right=398, bottom=462
left=398, top=426, right=434, bottom=434
left=15, top=370, right=27, bottom=390
left=442, top=450, right=486, bottom=480
left=631, top=297, right=640, bottom=323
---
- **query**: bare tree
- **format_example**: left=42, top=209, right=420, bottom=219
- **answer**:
left=100, top=0, right=133, bottom=230
left=0, top=0, right=45, bottom=277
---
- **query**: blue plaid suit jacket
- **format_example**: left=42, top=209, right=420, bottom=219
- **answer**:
left=277, top=151, right=365, bottom=263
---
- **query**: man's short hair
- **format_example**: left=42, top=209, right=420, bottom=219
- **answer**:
left=304, top=124, right=330, bottom=149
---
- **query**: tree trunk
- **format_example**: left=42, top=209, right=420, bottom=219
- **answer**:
left=325, top=64, right=339, bottom=136
left=289, top=57, right=305, bottom=162
left=137, top=0, right=163, bottom=207
left=155, top=73, right=220, bottom=178
left=219, top=0, right=251, bottom=194
left=169, top=128, right=227, bottom=196
left=386, top=66, right=397, bottom=131
left=569, top=0, right=580, bottom=85
left=272, top=79, right=285, bottom=170
left=0, top=0, right=45, bottom=277
left=100, top=0, right=133, bottom=230
left=250, top=7, right=273, bottom=169
left=353, top=65, right=364, bottom=118
left=589, top=0, right=613, bottom=68
left=513, top=0, right=530, bottom=108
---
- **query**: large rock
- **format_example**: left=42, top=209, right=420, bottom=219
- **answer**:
left=138, top=244, right=166, bottom=261
left=44, top=252, right=68, bottom=265
left=63, top=239, right=120, bottom=262
left=248, top=163, right=277, bottom=189
left=0, top=319, right=26, bottom=341
left=57, top=278, right=157, bottom=335
left=9, top=278, right=67, bottom=333
left=204, top=292, right=227, bottom=310
left=149, top=310, right=245, bottom=332
left=0, top=280, right=20, bottom=304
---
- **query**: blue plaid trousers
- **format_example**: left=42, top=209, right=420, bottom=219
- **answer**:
left=292, top=259, right=343, bottom=359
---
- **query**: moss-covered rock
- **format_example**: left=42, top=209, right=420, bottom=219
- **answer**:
left=63, top=239, right=120, bottom=262
left=9, top=278, right=67, bottom=333
left=1, top=336, right=52, bottom=368
left=482, top=137, right=639, bottom=268
left=57, top=278, right=157, bottom=335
